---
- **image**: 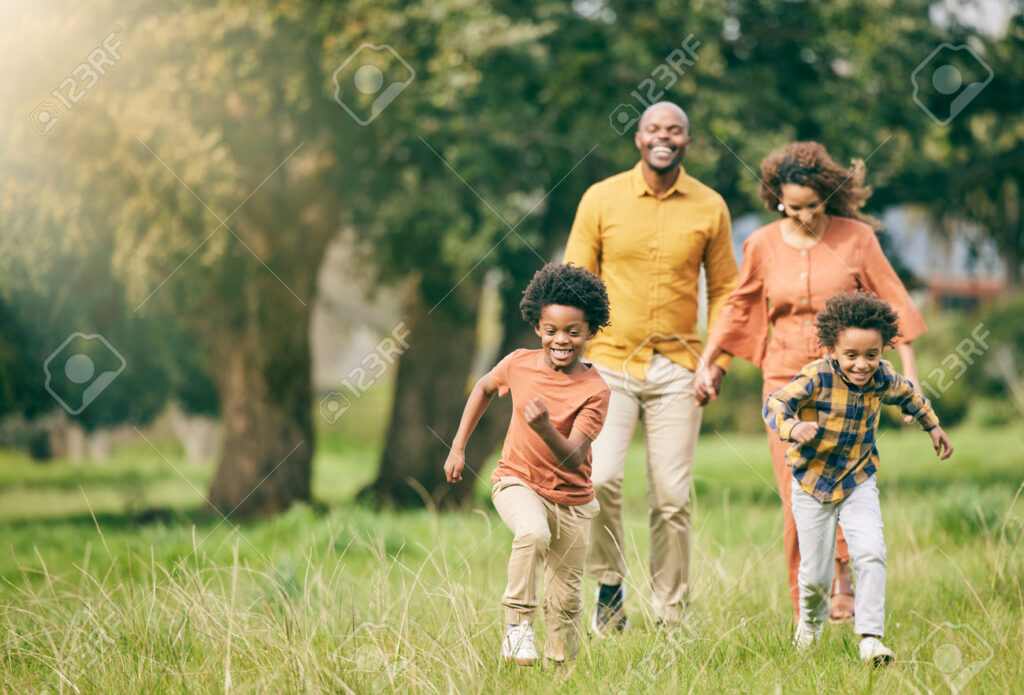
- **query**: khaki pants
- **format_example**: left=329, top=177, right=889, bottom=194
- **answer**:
left=587, top=355, right=702, bottom=623
left=491, top=477, right=600, bottom=661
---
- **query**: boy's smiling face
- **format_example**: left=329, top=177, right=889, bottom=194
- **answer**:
left=829, top=326, right=884, bottom=387
left=535, top=304, right=594, bottom=373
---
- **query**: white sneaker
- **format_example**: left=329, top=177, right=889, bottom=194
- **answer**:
left=859, top=636, right=895, bottom=666
left=792, top=623, right=820, bottom=649
left=502, top=622, right=538, bottom=666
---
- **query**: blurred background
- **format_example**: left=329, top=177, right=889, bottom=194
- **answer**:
left=2, top=0, right=1022, bottom=521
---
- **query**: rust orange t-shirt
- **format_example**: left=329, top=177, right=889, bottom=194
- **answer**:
left=488, top=349, right=610, bottom=506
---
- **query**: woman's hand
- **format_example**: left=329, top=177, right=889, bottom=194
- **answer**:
left=694, top=365, right=725, bottom=406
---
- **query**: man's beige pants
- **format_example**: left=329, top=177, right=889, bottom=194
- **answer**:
left=491, top=477, right=600, bottom=661
left=587, top=354, right=702, bottom=623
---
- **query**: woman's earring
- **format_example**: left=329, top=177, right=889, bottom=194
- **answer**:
left=777, top=202, right=785, bottom=212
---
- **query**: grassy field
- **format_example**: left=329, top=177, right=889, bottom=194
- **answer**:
left=1, top=416, right=1021, bottom=694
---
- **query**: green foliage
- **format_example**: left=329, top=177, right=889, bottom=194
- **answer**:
left=699, top=359, right=765, bottom=436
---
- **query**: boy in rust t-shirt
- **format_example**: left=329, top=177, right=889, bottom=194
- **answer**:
left=444, top=263, right=611, bottom=666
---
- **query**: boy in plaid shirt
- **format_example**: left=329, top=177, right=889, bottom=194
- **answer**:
left=763, top=290, right=953, bottom=665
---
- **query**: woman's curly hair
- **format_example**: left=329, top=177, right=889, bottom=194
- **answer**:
left=519, top=263, right=611, bottom=331
left=759, top=141, right=880, bottom=229
left=815, top=290, right=902, bottom=349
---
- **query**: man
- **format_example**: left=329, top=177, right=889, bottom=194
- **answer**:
left=564, top=101, right=738, bottom=631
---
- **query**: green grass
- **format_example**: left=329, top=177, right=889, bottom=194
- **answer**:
left=1, top=421, right=1022, bottom=693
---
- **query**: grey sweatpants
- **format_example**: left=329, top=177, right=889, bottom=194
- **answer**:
left=790, top=476, right=886, bottom=637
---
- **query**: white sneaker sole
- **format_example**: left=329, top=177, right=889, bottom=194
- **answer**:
left=859, top=639, right=895, bottom=667
left=863, top=650, right=894, bottom=667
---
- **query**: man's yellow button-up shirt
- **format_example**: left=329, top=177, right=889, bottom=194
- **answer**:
left=564, top=162, right=739, bottom=379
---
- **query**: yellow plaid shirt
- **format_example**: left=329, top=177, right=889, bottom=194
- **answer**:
left=564, top=163, right=738, bottom=379
left=763, top=357, right=940, bottom=503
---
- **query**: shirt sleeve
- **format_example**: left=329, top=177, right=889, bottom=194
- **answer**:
left=709, top=232, right=769, bottom=367
left=879, top=362, right=940, bottom=430
left=486, top=352, right=516, bottom=398
left=763, top=367, right=818, bottom=441
left=857, top=229, right=927, bottom=344
left=564, top=186, right=601, bottom=273
left=571, top=386, right=611, bottom=441
left=703, top=197, right=740, bottom=371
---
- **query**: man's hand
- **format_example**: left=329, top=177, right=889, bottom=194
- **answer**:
left=524, top=397, right=551, bottom=433
left=444, top=450, right=466, bottom=483
left=791, top=421, right=820, bottom=443
left=929, top=426, right=953, bottom=460
left=694, top=364, right=725, bottom=407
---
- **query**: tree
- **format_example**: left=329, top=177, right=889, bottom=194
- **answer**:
left=2, top=1, right=341, bottom=517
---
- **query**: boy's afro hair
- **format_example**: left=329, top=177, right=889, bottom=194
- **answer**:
left=815, top=289, right=902, bottom=349
left=519, top=263, right=611, bottom=330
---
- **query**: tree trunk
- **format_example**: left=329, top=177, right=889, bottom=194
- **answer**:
left=360, top=272, right=481, bottom=508
left=206, top=281, right=314, bottom=520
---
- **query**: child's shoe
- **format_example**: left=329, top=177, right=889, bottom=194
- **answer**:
left=858, top=636, right=895, bottom=666
left=792, top=622, right=820, bottom=649
left=502, top=622, right=538, bottom=666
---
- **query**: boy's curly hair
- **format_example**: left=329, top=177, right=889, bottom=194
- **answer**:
left=519, top=263, right=611, bottom=331
left=759, top=141, right=881, bottom=230
left=816, top=290, right=902, bottom=349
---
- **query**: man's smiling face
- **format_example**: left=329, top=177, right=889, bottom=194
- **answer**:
left=635, top=103, right=691, bottom=174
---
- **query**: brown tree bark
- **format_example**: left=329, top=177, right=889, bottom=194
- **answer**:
left=205, top=245, right=319, bottom=520
left=360, top=271, right=481, bottom=508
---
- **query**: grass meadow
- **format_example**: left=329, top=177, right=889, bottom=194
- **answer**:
left=1, top=393, right=1022, bottom=693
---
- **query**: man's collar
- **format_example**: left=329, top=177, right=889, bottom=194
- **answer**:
left=631, top=161, right=690, bottom=198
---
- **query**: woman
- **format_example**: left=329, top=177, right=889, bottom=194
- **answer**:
left=694, top=141, right=925, bottom=624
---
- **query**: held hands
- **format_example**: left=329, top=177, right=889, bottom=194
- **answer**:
left=693, top=365, right=725, bottom=407
left=524, top=397, right=551, bottom=433
left=929, top=426, right=954, bottom=460
left=444, top=449, right=466, bottom=483
left=790, top=421, right=820, bottom=444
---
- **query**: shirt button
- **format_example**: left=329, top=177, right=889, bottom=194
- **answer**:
left=800, top=249, right=807, bottom=256
left=800, top=272, right=807, bottom=279
left=801, top=297, right=808, bottom=304
left=804, top=319, right=811, bottom=326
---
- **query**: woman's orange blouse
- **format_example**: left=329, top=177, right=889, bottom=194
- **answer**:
left=710, top=216, right=926, bottom=388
